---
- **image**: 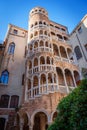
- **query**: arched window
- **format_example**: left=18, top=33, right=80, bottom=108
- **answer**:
left=8, top=42, right=15, bottom=54
left=74, top=46, right=82, bottom=60
left=10, top=95, right=19, bottom=108
left=1, top=70, right=9, bottom=84
left=0, top=95, right=9, bottom=108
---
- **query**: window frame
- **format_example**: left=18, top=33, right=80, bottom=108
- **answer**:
left=74, top=46, right=82, bottom=60
left=8, top=42, right=15, bottom=54
left=1, top=70, right=9, bottom=84
left=10, top=95, right=19, bottom=108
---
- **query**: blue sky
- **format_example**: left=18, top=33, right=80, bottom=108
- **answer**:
left=0, top=0, right=87, bottom=41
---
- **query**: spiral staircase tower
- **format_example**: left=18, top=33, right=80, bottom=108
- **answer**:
left=15, top=7, right=81, bottom=130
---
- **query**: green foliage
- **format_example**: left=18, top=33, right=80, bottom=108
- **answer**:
left=48, top=79, right=87, bottom=130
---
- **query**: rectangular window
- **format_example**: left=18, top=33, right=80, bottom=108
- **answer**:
left=10, top=96, right=19, bottom=108
left=84, top=44, right=87, bottom=51
left=78, top=27, right=82, bottom=34
left=13, top=29, right=18, bottom=35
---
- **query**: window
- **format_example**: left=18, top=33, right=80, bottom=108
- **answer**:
left=13, top=29, right=18, bottom=35
left=10, top=95, right=19, bottom=108
left=74, top=46, right=82, bottom=60
left=78, top=27, right=82, bottom=34
left=8, top=42, right=15, bottom=54
left=0, top=70, right=9, bottom=84
left=0, top=95, right=9, bottom=108
left=84, top=44, right=87, bottom=51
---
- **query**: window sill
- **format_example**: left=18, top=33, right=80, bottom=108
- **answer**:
left=0, top=83, right=8, bottom=86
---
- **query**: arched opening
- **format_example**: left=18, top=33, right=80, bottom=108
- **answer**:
left=60, top=46, right=67, bottom=58
left=48, top=73, right=52, bottom=83
left=35, top=22, right=38, bottom=26
left=57, top=34, right=63, bottom=40
left=46, top=56, right=50, bottom=64
left=64, top=36, right=68, bottom=41
left=45, top=41, right=48, bottom=47
left=43, top=22, right=46, bottom=25
left=53, top=44, right=59, bottom=56
left=33, top=76, right=38, bottom=87
left=30, top=34, right=33, bottom=39
left=0, top=118, right=6, bottom=130
left=40, top=40, right=44, bottom=47
left=56, top=67, right=65, bottom=85
left=34, top=41, right=38, bottom=48
left=40, top=74, right=46, bottom=85
left=51, top=32, right=55, bottom=36
left=29, top=60, right=32, bottom=69
left=39, top=30, right=43, bottom=35
left=34, top=31, right=38, bottom=36
left=74, top=71, right=80, bottom=86
left=23, top=113, right=29, bottom=130
left=40, top=56, right=45, bottom=64
left=28, top=79, right=31, bottom=90
left=34, top=58, right=38, bottom=67
left=52, top=111, right=58, bottom=121
left=44, top=31, right=47, bottom=35
left=65, top=69, right=75, bottom=87
left=67, top=48, right=73, bottom=60
left=39, top=21, right=42, bottom=25
left=33, top=112, right=48, bottom=130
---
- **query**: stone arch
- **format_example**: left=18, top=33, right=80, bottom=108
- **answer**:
left=45, top=41, right=49, bottom=47
left=39, top=40, right=44, bottom=46
left=40, top=56, right=45, bottom=64
left=50, top=110, right=58, bottom=122
left=31, top=109, right=49, bottom=126
left=39, top=30, right=43, bottom=35
left=53, top=44, right=59, bottom=56
left=34, top=57, right=38, bottom=67
left=29, top=60, right=32, bottom=69
left=22, top=112, right=30, bottom=130
left=56, top=67, right=65, bottom=86
left=57, top=34, right=63, bottom=40
left=34, top=41, right=38, bottom=48
left=46, top=56, right=50, bottom=64
left=60, top=46, right=67, bottom=58
left=67, top=48, right=73, bottom=60
left=35, top=21, right=38, bottom=26
left=44, top=30, right=47, bottom=35
left=48, top=73, right=52, bottom=83
left=28, top=79, right=31, bottom=90
left=33, top=75, right=38, bottom=87
left=34, top=31, right=38, bottom=36
left=40, top=73, right=46, bottom=85
left=65, top=69, right=75, bottom=87
left=73, top=70, right=80, bottom=86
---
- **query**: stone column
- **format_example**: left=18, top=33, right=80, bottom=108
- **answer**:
left=71, top=71, right=77, bottom=87
left=20, top=123, right=24, bottom=130
left=29, top=125, right=33, bottom=130
left=65, top=48, right=70, bottom=61
left=63, top=70, right=69, bottom=93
